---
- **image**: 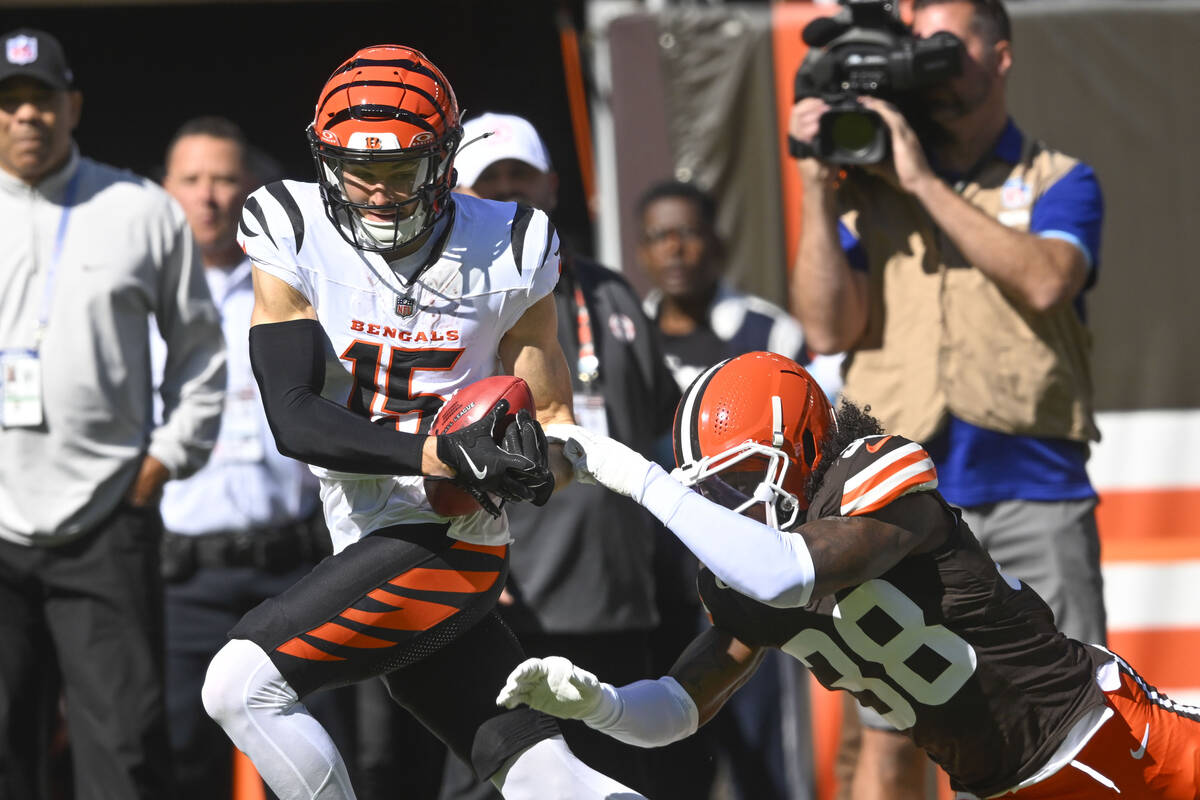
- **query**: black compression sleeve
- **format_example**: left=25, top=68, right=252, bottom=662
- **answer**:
left=248, top=318, right=427, bottom=476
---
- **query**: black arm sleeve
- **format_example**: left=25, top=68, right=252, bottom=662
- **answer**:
left=249, top=318, right=427, bottom=476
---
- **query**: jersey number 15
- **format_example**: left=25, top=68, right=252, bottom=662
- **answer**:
left=342, top=341, right=464, bottom=434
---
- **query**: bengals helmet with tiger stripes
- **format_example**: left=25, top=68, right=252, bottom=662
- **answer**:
left=672, top=351, right=837, bottom=530
left=308, top=45, right=462, bottom=252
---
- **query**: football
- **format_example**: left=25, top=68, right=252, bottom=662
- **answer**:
left=424, top=375, right=536, bottom=516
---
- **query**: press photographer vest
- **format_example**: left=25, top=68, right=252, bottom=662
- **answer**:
left=836, top=137, right=1099, bottom=444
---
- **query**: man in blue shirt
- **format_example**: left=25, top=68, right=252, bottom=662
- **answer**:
left=789, top=1, right=1104, bottom=798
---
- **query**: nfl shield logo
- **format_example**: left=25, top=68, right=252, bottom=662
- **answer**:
left=395, top=294, right=417, bottom=318
left=6, top=36, right=37, bottom=66
left=1000, top=177, right=1032, bottom=209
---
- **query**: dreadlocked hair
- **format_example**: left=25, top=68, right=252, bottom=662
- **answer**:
left=805, top=400, right=886, bottom=504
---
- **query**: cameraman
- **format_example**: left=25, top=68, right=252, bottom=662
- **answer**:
left=789, top=2, right=1105, bottom=797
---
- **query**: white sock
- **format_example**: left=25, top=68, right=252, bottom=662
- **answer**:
left=202, top=638, right=357, bottom=800
left=492, top=735, right=647, bottom=800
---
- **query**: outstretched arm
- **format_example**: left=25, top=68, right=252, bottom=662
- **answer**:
left=496, top=627, right=764, bottom=747
left=642, top=465, right=939, bottom=604
left=667, top=627, right=766, bottom=727
left=800, top=497, right=946, bottom=599
left=546, top=424, right=946, bottom=605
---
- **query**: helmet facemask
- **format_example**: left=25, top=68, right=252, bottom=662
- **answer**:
left=308, top=126, right=460, bottom=253
left=673, top=441, right=803, bottom=531
left=674, top=394, right=805, bottom=531
left=673, top=352, right=835, bottom=532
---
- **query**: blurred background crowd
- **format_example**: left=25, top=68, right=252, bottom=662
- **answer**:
left=1, top=1, right=1197, bottom=799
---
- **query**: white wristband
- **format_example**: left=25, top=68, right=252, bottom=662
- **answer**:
left=581, top=676, right=699, bottom=748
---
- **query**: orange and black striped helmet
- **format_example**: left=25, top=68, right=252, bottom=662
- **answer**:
left=307, top=45, right=462, bottom=252
left=672, top=351, right=837, bottom=530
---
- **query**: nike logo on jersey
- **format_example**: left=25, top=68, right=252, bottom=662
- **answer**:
left=1130, top=723, right=1149, bottom=759
left=459, top=446, right=488, bottom=480
left=864, top=435, right=893, bottom=453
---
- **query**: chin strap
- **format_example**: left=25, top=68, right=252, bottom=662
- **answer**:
left=357, top=210, right=427, bottom=248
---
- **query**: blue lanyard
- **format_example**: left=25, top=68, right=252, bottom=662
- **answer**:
left=35, top=171, right=80, bottom=349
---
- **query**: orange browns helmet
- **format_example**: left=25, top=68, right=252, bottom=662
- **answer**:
left=307, top=45, right=462, bottom=252
left=672, top=351, right=837, bottom=531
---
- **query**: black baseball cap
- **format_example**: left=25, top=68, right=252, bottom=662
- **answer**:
left=0, top=28, right=74, bottom=90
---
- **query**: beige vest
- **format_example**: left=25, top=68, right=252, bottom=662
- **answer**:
left=838, top=136, right=1099, bottom=444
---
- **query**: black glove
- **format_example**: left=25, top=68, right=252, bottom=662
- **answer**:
left=436, top=400, right=536, bottom=517
left=500, top=409, right=555, bottom=507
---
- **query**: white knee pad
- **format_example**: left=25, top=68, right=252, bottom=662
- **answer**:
left=202, top=637, right=297, bottom=730
left=201, top=638, right=355, bottom=800
left=495, top=736, right=646, bottom=800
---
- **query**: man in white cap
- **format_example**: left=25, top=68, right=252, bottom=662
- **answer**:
left=453, top=111, right=557, bottom=209
left=423, top=112, right=679, bottom=800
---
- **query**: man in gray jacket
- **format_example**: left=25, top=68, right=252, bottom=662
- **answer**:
left=0, top=28, right=225, bottom=799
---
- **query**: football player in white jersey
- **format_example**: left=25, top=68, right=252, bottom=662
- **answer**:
left=200, top=45, right=646, bottom=800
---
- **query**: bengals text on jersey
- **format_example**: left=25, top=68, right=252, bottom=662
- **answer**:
left=238, top=183, right=560, bottom=554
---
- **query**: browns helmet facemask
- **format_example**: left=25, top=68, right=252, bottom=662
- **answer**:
left=672, top=351, right=837, bottom=530
left=308, top=45, right=462, bottom=252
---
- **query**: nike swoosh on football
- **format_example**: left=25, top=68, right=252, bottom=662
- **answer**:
left=458, top=446, right=488, bottom=480
left=1130, top=723, right=1149, bottom=759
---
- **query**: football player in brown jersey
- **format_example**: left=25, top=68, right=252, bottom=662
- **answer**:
left=503, top=351, right=1200, bottom=799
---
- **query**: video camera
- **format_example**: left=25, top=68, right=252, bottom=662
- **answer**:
left=789, top=0, right=964, bottom=165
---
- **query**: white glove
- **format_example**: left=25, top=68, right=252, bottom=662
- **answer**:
left=496, top=656, right=609, bottom=720
left=542, top=423, right=655, bottom=502
left=498, top=656, right=702, bottom=749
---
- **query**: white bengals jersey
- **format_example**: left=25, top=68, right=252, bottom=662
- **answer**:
left=237, top=182, right=560, bottom=553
